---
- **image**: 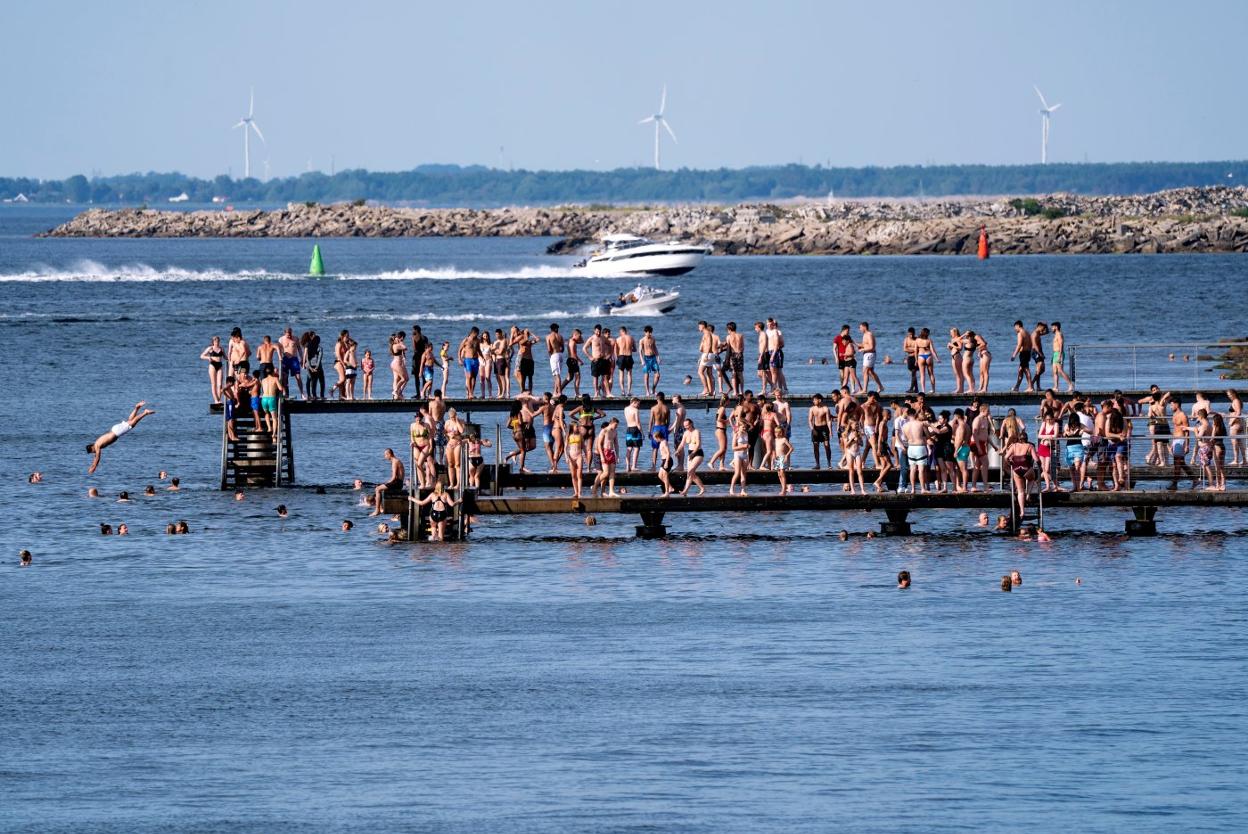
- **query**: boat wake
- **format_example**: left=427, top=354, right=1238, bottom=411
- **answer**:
left=0, top=262, right=602, bottom=283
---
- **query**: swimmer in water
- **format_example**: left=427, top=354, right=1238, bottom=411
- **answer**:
left=234, top=491, right=245, bottom=501
left=977, top=512, right=989, bottom=527
left=87, top=487, right=100, bottom=498
left=1011, top=570, right=1022, bottom=586
left=144, top=485, right=156, bottom=496
left=276, top=505, right=288, bottom=518
left=28, top=472, right=42, bottom=483
left=100, top=524, right=112, bottom=535
left=341, top=519, right=354, bottom=532
left=1001, top=576, right=1012, bottom=592
left=168, top=478, right=180, bottom=491
left=86, top=402, right=156, bottom=474
left=20, top=550, right=32, bottom=566
left=1036, top=528, right=1051, bottom=542
left=838, top=530, right=849, bottom=541
left=897, top=570, right=911, bottom=589
left=117, top=523, right=129, bottom=536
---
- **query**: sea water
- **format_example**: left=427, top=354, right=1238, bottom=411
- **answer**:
left=2, top=206, right=1247, bottom=832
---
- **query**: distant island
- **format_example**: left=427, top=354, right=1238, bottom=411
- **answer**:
left=5, top=161, right=1248, bottom=206
left=43, top=186, right=1248, bottom=256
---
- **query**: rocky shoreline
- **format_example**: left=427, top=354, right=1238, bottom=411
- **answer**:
left=41, top=186, right=1248, bottom=255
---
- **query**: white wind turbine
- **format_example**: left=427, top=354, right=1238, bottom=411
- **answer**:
left=233, top=87, right=266, bottom=179
left=638, top=85, right=677, bottom=169
left=1035, top=85, right=1061, bottom=165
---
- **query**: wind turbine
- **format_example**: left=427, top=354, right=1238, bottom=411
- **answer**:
left=233, top=87, right=266, bottom=179
left=1035, top=86, right=1061, bottom=165
left=638, top=85, right=677, bottom=169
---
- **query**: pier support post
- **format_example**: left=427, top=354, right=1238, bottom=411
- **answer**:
left=1125, top=506, right=1157, bottom=537
left=636, top=510, right=667, bottom=539
left=880, top=509, right=913, bottom=537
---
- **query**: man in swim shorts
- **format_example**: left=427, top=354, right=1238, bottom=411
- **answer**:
left=87, top=401, right=156, bottom=475
left=754, top=321, right=771, bottom=395
left=458, top=327, right=482, bottom=399
left=1011, top=320, right=1034, bottom=393
left=639, top=326, right=661, bottom=395
left=833, top=324, right=860, bottom=392
left=858, top=321, right=883, bottom=393
left=615, top=326, right=636, bottom=397
left=279, top=327, right=305, bottom=400
left=371, top=448, right=406, bottom=517
left=623, top=397, right=645, bottom=471
left=901, top=411, right=931, bottom=493
left=808, top=393, right=832, bottom=469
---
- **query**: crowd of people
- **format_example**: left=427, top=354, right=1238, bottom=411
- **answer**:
left=201, top=319, right=1087, bottom=409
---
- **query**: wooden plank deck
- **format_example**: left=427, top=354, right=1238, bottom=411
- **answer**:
left=467, top=489, right=1248, bottom=516
left=208, top=386, right=1228, bottom=417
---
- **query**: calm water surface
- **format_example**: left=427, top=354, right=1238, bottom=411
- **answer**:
left=2, top=206, right=1246, bottom=832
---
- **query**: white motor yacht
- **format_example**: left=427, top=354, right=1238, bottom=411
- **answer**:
left=573, top=234, right=711, bottom=276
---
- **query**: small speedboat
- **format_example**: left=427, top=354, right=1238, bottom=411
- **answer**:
left=594, top=285, right=680, bottom=316
left=573, top=234, right=711, bottom=276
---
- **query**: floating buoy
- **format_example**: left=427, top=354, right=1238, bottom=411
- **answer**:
left=977, top=225, right=990, bottom=260
left=309, top=244, right=325, bottom=276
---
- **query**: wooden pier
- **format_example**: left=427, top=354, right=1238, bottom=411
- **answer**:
left=461, top=489, right=1248, bottom=539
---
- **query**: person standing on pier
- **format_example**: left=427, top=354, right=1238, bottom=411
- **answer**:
left=515, top=328, right=538, bottom=394
left=858, top=322, right=883, bottom=394
left=755, top=322, right=771, bottom=395
left=228, top=327, right=251, bottom=377
left=566, top=329, right=584, bottom=396
left=1228, top=390, right=1244, bottom=465
left=302, top=331, right=325, bottom=400
left=259, top=369, right=285, bottom=442
left=648, top=393, right=671, bottom=471
left=808, top=393, right=833, bottom=470
left=724, top=322, right=745, bottom=397
left=903, top=328, right=919, bottom=393
left=615, top=326, right=636, bottom=397
left=1011, top=321, right=1035, bottom=393
left=593, top=418, right=620, bottom=497
left=1169, top=397, right=1195, bottom=490
left=546, top=324, right=566, bottom=396
left=585, top=325, right=612, bottom=398
left=765, top=318, right=787, bottom=395
left=970, top=403, right=994, bottom=492
left=200, top=335, right=225, bottom=404
left=279, top=327, right=305, bottom=400
left=1029, top=322, right=1050, bottom=390
left=1050, top=322, right=1073, bottom=392
left=410, top=326, right=429, bottom=392
left=639, top=326, right=661, bottom=396
left=834, top=325, right=860, bottom=393
left=902, top=413, right=932, bottom=494
left=458, top=328, right=482, bottom=399
left=623, top=397, right=644, bottom=472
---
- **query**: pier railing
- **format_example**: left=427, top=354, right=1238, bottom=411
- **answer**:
left=1067, top=341, right=1248, bottom=392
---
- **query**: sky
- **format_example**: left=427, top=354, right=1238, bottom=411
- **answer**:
left=2, top=0, right=1245, bottom=179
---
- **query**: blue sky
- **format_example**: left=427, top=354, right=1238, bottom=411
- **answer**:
left=2, top=0, right=1244, bottom=178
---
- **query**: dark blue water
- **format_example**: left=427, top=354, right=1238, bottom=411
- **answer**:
left=3, top=206, right=1247, bottom=832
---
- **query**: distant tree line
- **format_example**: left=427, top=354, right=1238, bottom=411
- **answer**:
left=2, top=162, right=1244, bottom=206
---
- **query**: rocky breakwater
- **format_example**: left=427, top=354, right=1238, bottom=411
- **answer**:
left=42, top=186, right=1248, bottom=256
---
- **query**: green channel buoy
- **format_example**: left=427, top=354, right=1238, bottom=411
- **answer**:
left=309, top=244, right=325, bottom=276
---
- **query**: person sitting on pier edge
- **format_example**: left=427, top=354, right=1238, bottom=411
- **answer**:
left=370, top=448, right=405, bottom=517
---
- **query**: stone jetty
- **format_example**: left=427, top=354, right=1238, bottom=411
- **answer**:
left=41, top=186, right=1248, bottom=255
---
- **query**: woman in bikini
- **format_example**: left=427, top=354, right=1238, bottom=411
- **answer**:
left=973, top=332, right=992, bottom=393
left=1003, top=431, right=1039, bottom=520
left=915, top=328, right=936, bottom=394
left=1211, top=411, right=1228, bottom=491
left=708, top=395, right=730, bottom=471
left=960, top=331, right=977, bottom=393
left=1227, top=390, right=1244, bottom=465
left=679, top=418, right=706, bottom=496
left=759, top=402, right=777, bottom=469
left=493, top=329, right=511, bottom=399
left=200, top=336, right=225, bottom=403
left=467, top=431, right=491, bottom=489
left=948, top=328, right=966, bottom=394
left=903, top=327, right=919, bottom=393
left=331, top=330, right=349, bottom=400
left=410, top=411, right=435, bottom=489
left=729, top=419, right=750, bottom=496
left=654, top=427, right=674, bottom=496
left=443, top=409, right=465, bottom=490
left=566, top=423, right=586, bottom=499
left=389, top=331, right=409, bottom=400
left=415, top=481, right=459, bottom=542
left=550, top=395, right=567, bottom=472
